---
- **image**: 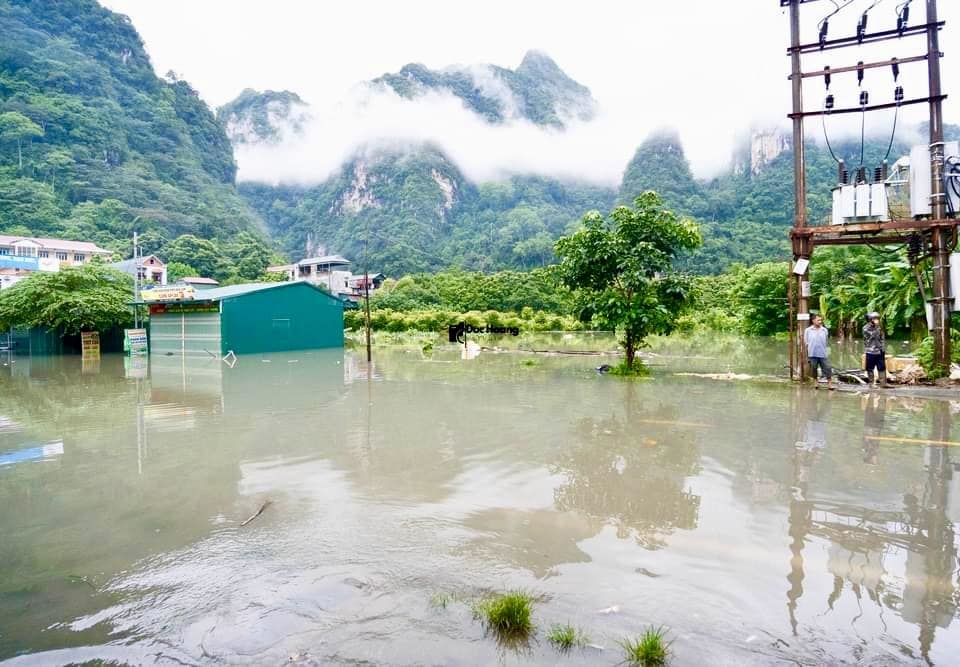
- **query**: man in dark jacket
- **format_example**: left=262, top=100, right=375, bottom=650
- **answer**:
left=863, top=312, right=888, bottom=387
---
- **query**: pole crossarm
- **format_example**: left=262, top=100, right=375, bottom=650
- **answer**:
left=789, top=95, right=945, bottom=118
left=788, top=22, right=943, bottom=54
left=797, top=54, right=929, bottom=79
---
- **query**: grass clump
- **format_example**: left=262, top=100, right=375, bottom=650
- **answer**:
left=473, top=590, right=535, bottom=637
left=608, top=359, right=650, bottom=376
left=621, top=626, right=671, bottom=666
left=430, top=591, right=457, bottom=609
left=547, top=623, right=586, bottom=650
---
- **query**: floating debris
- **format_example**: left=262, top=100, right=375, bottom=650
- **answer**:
left=597, top=605, right=621, bottom=614
left=240, top=500, right=272, bottom=527
left=674, top=372, right=753, bottom=381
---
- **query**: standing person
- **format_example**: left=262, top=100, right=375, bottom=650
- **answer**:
left=862, top=311, right=888, bottom=387
left=803, top=314, right=835, bottom=390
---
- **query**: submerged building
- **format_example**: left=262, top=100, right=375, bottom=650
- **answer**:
left=148, top=281, right=344, bottom=356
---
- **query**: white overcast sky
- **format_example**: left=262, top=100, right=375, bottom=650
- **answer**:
left=100, top=0, right=959, bottom=183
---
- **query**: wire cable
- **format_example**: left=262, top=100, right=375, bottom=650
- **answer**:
left=859, top=105, right=866, bottom=169
left=882, top=102, right=900, bottom=163
left=822, top=110, right=843, bottom=165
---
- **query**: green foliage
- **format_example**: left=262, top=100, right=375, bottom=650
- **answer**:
left=166, top=261, right=197, bottom=282
left=555, top=192, right=701, bottom=365
left=0, top=264, right=133, bottom=334
left=621, top=627, right=671, bottom=666
left=371, top=268, right=573, bottom=313
left=240, top=149, right=615, bottom=276
left=913, top=327, right=960, bottom=378
left=733, top=262, right=790, bottom=336
left=373, top=50, right=594, bottom=129
left=343, top=308, right=582, bottom=333
left=547, top=623, right=587, bottom=650
left=608, top=359, right=651, bottom=376
left=0, top=0, right=269, bottom=261
left=215, top=88, right=307, bottom=145
left=473, top=590, right=534, bottom=637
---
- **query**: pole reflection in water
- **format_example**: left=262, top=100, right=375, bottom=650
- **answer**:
left=786, top=387, right=958, bottom=660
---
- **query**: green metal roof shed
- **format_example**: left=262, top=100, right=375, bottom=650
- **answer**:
left=148, top=281, right=343, bottom=356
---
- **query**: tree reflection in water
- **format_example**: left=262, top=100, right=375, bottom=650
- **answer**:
left=551, top=383, right=702, bottom=550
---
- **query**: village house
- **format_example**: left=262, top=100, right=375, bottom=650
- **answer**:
left=267, top=255, right=354, bottom=296
left=0, top=234, right=113, bottom=289
left=110, top=255, right=168, bottom=285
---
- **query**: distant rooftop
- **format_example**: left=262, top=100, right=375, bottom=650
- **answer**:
left=151, top=281, right=339, bottom=303
left=0, top=234, right=111, bottom=254
left=177, top=276, right=219, bottom=285
left=110, top=255, right=164, bottom=272
left=297, top=254, right=351, bottom=266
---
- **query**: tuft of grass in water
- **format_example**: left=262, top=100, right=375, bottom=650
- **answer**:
left=609, top=359, right=650, bottom=376
left=430, top=591, right=458, bottom=609
left=520, top=358, right=538, bottom=367
left=473, top=590, right=535, bottom=637
left=548, top=623, right=586, bottom=650
left=621, top=626, right=671, bottom=666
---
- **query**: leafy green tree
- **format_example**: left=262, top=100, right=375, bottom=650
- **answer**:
left=166, top=261, right=198, bottom=282
left=554, top=192, right=702, bottom=368
left=733, top=262, right=790, bottom=336
left=0, top=264, right=134, bottom=334
left=0, top=177, right=61, bottom=233
left=163, top=234, right=223, bottom=279
left=0, top=111, right=43, bottom=170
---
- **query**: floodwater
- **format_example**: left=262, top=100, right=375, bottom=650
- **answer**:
left=1, top=336, right=958, bottom=666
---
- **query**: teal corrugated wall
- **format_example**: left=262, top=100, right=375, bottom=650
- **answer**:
left=219, top=284, right=344, bottom=354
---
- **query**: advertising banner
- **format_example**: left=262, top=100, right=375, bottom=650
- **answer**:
left=81, top=331, right=100, bottom=360
left=124, top=328, right=148, bottom=355
left=0, top=255, right=39, bottom=271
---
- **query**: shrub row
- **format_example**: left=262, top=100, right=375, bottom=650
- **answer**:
left=344, top=308, right=585, bottom=333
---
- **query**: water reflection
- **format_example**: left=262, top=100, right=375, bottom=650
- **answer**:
left=552, top=384, right=702, bottom=549
left=1, top=341, right=959, bottom=665
left=785, top=389, right=957, bottom=661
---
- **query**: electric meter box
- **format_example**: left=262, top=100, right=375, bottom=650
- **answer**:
left=910, top=141, right=960, bottom=217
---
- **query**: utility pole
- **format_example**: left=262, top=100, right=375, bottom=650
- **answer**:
left=132, top=231, right=141, bottom=329
left=789, top=0, right=810, bottom=381
left=784, top=0, right=953, bottom=379
left=363, top=220, right=372, bottom=364
left=926, top=0, right=952, bottom=370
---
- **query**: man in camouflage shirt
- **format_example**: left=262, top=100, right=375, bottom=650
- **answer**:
left=863, top=312, right=888, bottom=386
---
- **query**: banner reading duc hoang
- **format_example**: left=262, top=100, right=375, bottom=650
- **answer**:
left=447, top=321, right=519, bottom=344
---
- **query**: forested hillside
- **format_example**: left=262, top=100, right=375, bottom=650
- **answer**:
left=4, top=0, right=955, bottom=281
left=0, top=0, right=276, bottom=281
left=373, top=50, right=596, bottom=128
left=239, top=145, right=615, bottom=274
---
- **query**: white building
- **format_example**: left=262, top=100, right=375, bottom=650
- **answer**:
left=268, top=255, right=354, bottom=296
left=0, top=235, right=113, bottom=289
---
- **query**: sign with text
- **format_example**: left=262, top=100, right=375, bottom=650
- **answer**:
left=81, top=331, right=100, bottom=360
left=124, top=328, right=148, bottom=355
left=0, top=255, right=39, bottom=271
left=140, top=286, right=195, bottom=302
left=448, top=321, right=520, bottom=344
left=149, top=301, right=219, bottom=315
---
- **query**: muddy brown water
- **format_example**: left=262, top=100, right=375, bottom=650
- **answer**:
left=1, top=335, right=958, bottom=665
